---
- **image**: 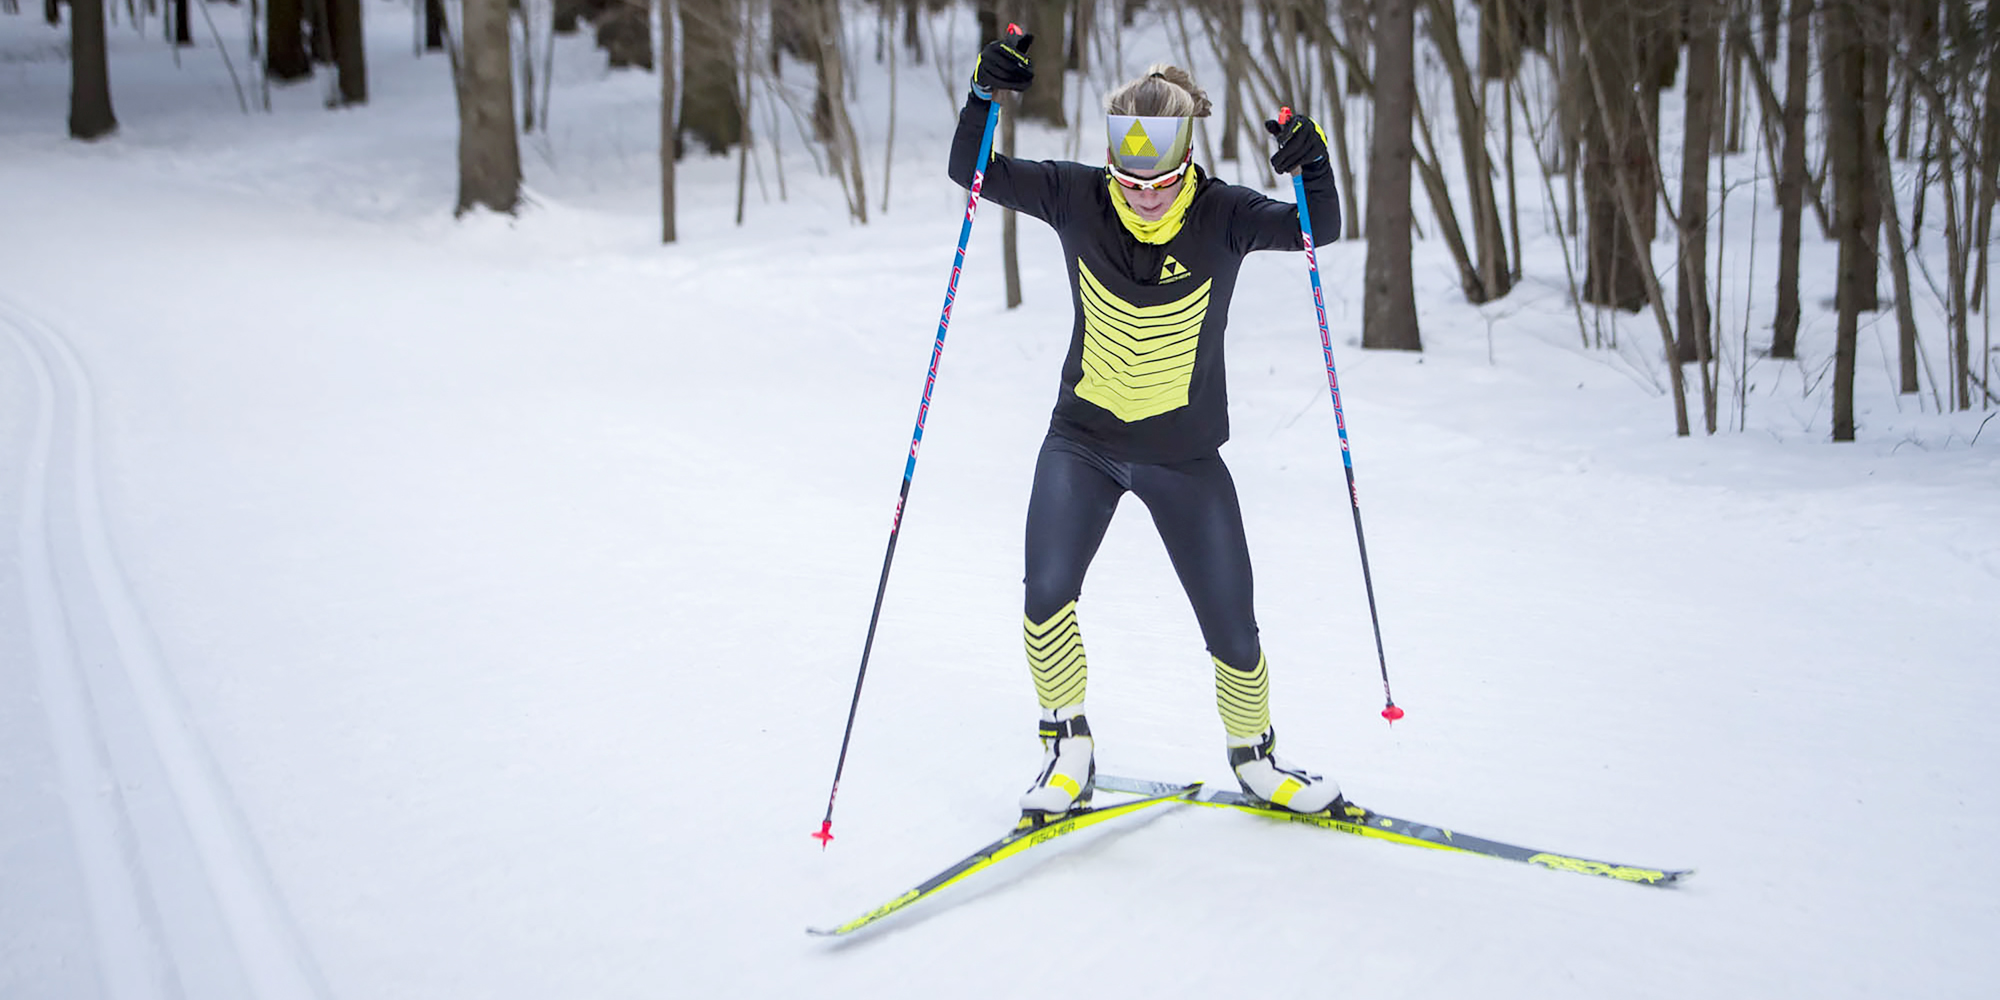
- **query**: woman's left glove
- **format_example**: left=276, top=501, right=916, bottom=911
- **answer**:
left=1264, top=111, right=1329, bottom=174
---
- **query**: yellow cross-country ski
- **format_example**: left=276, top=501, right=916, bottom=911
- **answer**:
left=808, top=783, right=1200, bottom=937
left=1094, top=775, right=1692, bottom=887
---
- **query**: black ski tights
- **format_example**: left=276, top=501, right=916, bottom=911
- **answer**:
left=1022, top=432, right=1261, bottom=670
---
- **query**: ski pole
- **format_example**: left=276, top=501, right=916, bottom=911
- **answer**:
left=813, top=33, right=1018, bottom=848
left=1278, top=107, right=1404, bottom=725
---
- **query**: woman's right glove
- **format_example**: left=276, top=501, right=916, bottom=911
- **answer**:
left=971, top=32, right=1035, bottom=99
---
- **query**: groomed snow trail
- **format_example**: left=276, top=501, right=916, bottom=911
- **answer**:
left=1, top=298, right=329, bottom=1000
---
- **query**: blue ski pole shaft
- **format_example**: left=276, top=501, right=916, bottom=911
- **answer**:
left=1280, top=108, right=1402, bottom=724
left=814, top=93, right=1006, bottom=848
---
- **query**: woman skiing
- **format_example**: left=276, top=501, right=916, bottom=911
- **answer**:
left=950, top=33, right=1347, bottom=820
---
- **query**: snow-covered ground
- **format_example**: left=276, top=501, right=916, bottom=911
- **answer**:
left=4, top=7, right=1997, bottom=999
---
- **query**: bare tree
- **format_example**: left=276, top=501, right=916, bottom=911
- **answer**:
left=600, top=0, right=655, bottom=69
left=1676, top=0, right=1718, bottom=367
left=1304, top=13, right=1362, bottom=238
left=1220, top=0, right=1243, bottom=162
left=1895, top=0, right=1935, bottom=159
left=813, top=0, right=869, bottom=222
left=1855, top=0, right=1889, bottom=313
left=1363, top=0, right=1421, bottom=351
left=1971, top=11, right=2000, bottom=314
left=1425, top=0, right=1510, bottom=303
left=681, top=0, right=743, bottom=154
left=269, top=0, right=313, bottom=80
left=1825, top=0, right=1866, bottom=439
left=1676, top=0, right=1721, bottom=433
left=428, top=0, right=449, bottom=50
left=1573, top=0, right=1690, bottom=435
left=1018, top=0, right=1066, bottom=126
left=68, top=0, right=116, bottom=140
left=1874, top=107, right=1921, bottom=396
left=662, top=0, right=678, bottom=241
left=457, top=0, right=523, bottom=215
left=331, top=0, right=366, bottom=105
left=1575, top=0, right=1654, bottom=312
left=1772, top=0, right=1810, bottom=358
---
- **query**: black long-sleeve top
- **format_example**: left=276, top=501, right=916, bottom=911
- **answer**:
left=949, top=92, right=1341, bottom=464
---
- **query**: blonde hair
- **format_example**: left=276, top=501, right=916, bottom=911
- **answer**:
left=1105, top=64, right=1213, bottom=118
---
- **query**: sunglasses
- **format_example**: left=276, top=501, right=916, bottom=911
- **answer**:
left=1108, top=154, right=1192, bottom=191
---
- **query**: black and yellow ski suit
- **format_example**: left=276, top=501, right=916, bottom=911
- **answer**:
left=948, top=92, right=1339, bottom=732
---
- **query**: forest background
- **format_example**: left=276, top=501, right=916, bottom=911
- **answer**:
left=24, top=0, right=2000, bottom=441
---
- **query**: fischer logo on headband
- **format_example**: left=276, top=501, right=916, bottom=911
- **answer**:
left=1107, top=114, right=1193, bottom=173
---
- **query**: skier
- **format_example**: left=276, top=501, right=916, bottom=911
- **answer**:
left=950, top=33, right=1346, bottom=820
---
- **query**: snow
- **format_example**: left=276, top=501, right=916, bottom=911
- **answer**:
left=4, top=6, right=1998, bottom=1000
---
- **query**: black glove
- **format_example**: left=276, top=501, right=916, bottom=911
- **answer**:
left=971, top=32, right=1035, bottom=98
left=1264, top=111, right=1329, bottom=174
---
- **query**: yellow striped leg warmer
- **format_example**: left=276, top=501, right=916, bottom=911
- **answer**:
left=1025, top=602, right=1088, bottom=712
left=1214, top=653, right=1271, bottom=739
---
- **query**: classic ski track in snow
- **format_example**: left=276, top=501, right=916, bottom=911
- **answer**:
left=0, top=298, right=330, bottom=1000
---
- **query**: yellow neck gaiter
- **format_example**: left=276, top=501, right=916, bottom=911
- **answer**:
left=1108, top=166, right=1199, bottom=244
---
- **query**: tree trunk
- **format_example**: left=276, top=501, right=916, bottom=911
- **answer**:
left=1478, top=0, right=1524, bottom=79
left=1221, top=0, right=1242, bottom=162
left=662, top=0, right=678, bottom=241
left=1970, top=26, right=2000, bottom=313
left=267, top=0, right=313, bottom=80
left=68, top=0, right=116, bottom=140
left=457, top=0, right=522, bottom=215
left=906, top=0, right=925, bottom=63
left=1578, top=0, right=1651, bottom=312
left=598, top=0, right=655, bottom=69
left=174, top=0, right=191, bottom=44
left=307, top=0, right=336, bottom=66
left=427, top=0, right=448, bottom=48
left=680, top=0, right=743, bottom=154
left=1065, top=0, right=1086, bottom=70
left=554, top=0, right=583, bottom=34
left=1363, top=0, right=1420, bottom=351
left=818, top=0, right=868, bottom=222
left=1895, top=0, right=1933, bottom=160
left=1575, top=0, right=1689, bottom=434
left=1772, top=0, right=1809, bottom=358
left=1826, top=0, right=1864, bottom=440
left=1018, top=0, right=1066, bottom=126
left=46, top=0, right=60, bottom=26
left=1675, top=0, right=1716, bottom=366
left=332, top=0, right=366, bottom=105
left=1873, top=110, right=1920, bottom=395
left=1854, top=0, right=1887, bottom=312
left=775, top=0, right=818, bottom=64
left=1426, top=0, right=1509, bottom=303
left=806, top=0, right=835, bottom=141
left=1312, top=18, right=1360, bottom=239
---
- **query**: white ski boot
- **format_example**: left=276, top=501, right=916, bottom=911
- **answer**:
left=1019, top=708, right=1095, bottom=819
left=1228, top=728, right=1343, bottom=814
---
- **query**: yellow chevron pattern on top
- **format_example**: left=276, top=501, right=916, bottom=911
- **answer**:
left=1214, top=653, right=1271, bottom=739
left=1073, top=260, right=1213, bottom=423
left=1025, top=602, right=1088, bottom=711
